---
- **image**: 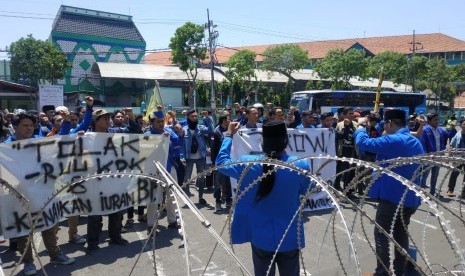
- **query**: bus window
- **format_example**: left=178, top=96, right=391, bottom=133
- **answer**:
left=291, top=90, right=426, bottom=115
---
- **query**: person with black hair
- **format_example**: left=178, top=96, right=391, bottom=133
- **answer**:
left=181, top=109, right=214, bottom=205
left=447, top=119, right=465, bottom=197
left=335, top=107, right=358, bottom=196
left=296, top=111, right=316, bottom=129
left=355, top=109, right=424, bottom=276
left=210, top=115, right=232, bottom=212
left=318, top=112, right=335, bottom=129
left=144, top=111, right=181, bottom=235
left=420, top=113, right=450, bottom=196
left=4, top=113, right=76, bottom=275
left=244, top=107, right=262, bottom=129
left=216, top=121, right=311, bottom=276
left=86, top=108, right=137, bottom=255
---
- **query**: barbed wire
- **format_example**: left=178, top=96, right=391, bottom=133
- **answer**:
left=2, top=150, right=465, bottom=275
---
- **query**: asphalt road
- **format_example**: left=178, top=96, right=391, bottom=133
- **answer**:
left=1, top=165, right=465, bottom=276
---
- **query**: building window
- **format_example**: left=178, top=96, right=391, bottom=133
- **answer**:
left=446, top=52, right=454, bottom=60
left=456, top=52, right=464, bottom=60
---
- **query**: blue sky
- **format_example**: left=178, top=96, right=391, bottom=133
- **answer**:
left=1, top=0, right=465, bottom=59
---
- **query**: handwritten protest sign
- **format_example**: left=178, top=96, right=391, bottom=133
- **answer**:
left=0, top=133, right=169, bottom=238
left=230, top=128, right=336, bottom=212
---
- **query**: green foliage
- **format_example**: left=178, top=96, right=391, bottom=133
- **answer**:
left=316, top=80, right=325, bottom=90
left=368, top=51, right=408, bottom=85
left=313, top=48, right=368, bottom=90
left=195, top=81, right=210, bottom=107
left=260, top=44, right=310, bottom=77
left=9, top=34, right=70, bottom=86
left=452, top=63, right=465, bottom=82
left=424, top=58, right=455, bottom=106
left=258, top=44, right=310, bottom=104
left=282, top=80, right=293, bottom=104
left=224, top=49, right=258, bottom=102
left=169, top=22, right=207, bottom=73
left=305, top=80, right=315, bottom=90
left=169, top=22, right=207, bottom=107
left=406, top=55, right=428, bottom=91
left=425, top=58, right=452, bottom=88
left=225, top=49, right=257, bottom=82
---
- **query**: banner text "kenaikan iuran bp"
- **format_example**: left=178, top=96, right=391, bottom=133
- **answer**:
left=0, top=133, right=168, bottom=238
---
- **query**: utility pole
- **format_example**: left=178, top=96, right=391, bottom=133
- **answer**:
left=409, top=30, right=423, bottom=92
left=205, top=9, right=218, bottom=120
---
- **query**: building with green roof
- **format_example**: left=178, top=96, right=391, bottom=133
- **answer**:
left=50, top=5, right=147, bottom=107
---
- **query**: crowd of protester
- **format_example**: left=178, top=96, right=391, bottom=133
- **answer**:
left=0, top=94, right=463, bottom=275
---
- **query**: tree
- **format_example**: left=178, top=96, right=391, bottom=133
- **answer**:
left=406, top=55, right=428, bottom=92
left=169, top=22, right=207, bottom=107
left=225, top=49, right=257, bottom=102
left=424, top=58, right=454, bottom=111
left=452, top=63, right=465, bottom=82
left=260, top=44, right=310, bottom=78
left=260, top=44, right=310, bottom=104
left=226, top=49, right=256, bottom=81
left=9, top=34, right=70, bottom=86
left=368, top=51, right=408, bottom=85
left=313, top=48, right=368, bottom=90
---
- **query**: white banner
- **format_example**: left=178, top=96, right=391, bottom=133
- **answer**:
left=230, top=128, right=336, bottom=212
left=0, top=133, right=169, bottom=238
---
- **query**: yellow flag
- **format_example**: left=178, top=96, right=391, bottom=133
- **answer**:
left=143, top=81, right=164, bottom=122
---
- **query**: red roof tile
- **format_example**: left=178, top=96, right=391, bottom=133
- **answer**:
left=144, top=51, right=173, bottom=66
left=145, top=33, right=465, bottom=65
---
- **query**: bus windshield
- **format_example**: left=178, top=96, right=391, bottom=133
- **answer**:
left=290, top=90, right=426, bottom=115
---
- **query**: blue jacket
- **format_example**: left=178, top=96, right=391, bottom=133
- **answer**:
left=450, top=131, right=465, bottom=149
left=4, top=134, right=41, bottom=143
left=145, top=127, right=180, bottom=172
left=355, top=127, right=425, bottom=208
left=420, top=125, right=448, bottom=153
left=180, top=120, right=213, bottom=160
left=178, top=118, right=188, bottom=128
left=70, top=106, right=93, bottom=134
left=216, top=137, right=311, bottom=252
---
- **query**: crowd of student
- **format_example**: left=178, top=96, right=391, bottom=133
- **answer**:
left=0, top=96, right=463, bottom=275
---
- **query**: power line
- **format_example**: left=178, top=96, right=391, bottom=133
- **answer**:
left=0, top=14, right=53, bottom=20
left=0, top=10, right=54, bottom=16
left=217, top=20, right=328, bottom=41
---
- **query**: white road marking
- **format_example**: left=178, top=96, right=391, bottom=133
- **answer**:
left=410, top=218, right=438, bottom=230
left=135, top=230, right=166, bottom=276
left=313, top=216, right=369, bottom=243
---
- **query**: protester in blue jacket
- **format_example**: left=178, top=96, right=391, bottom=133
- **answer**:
left=355, top=109, right=424, bottom=276
left=144, top=110, right=181, bottom=235
left=216, top=120, right=311, bottom=276
left=180, top=109, right=214, bottom=205
left=5, top=113, right=76, bottom=275
left=420, top=113, right=449, bottom=196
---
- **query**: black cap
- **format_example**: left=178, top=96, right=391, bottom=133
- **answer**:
left=426, top=112, right=438, bottom=121
left=384, top=109, right=406, bottom=122
left=407, top=114, right=417, bottom=121
left=262, top=120, right=287, bottom=140
left=42, top=105, right=55, bottom=113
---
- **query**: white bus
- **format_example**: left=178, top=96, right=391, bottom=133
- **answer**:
left=290, top=90, right=427, bottom=115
